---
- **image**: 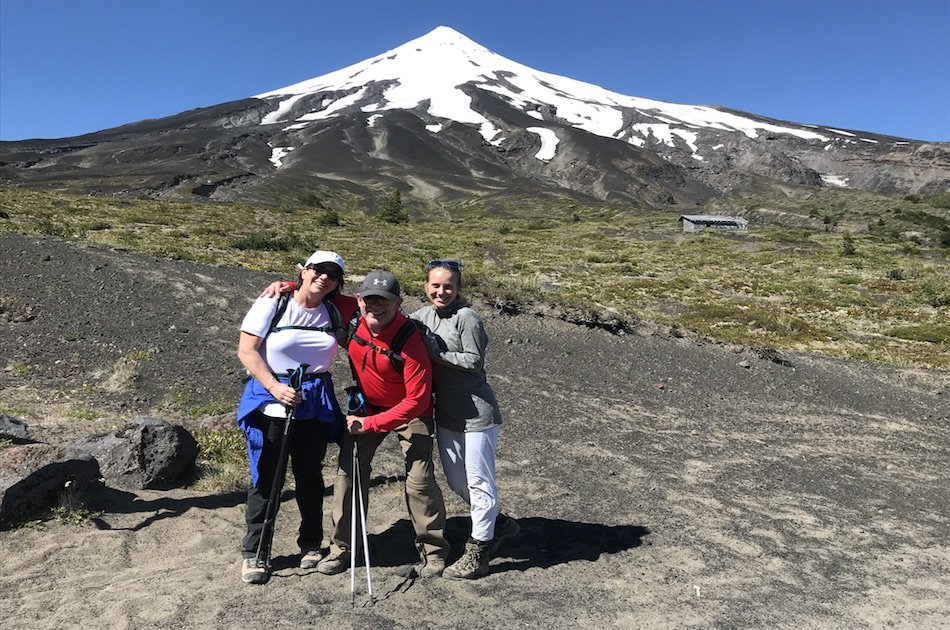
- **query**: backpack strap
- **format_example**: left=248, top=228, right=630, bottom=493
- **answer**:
left=387, top=319, right=425, bottom=371
left=268, top=294, right=340, bottom=336
left=348, top=319, right=423, bottom=373
left=266, top=293, right=291, bottom=338
left=324, top=299, right=343, bottom=342
left=345, top=310, right=361, bottom=346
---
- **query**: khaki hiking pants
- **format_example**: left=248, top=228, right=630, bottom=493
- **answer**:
left=328, top=416, right=450, bottom=563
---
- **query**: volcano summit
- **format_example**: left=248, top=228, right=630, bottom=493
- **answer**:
left=1, top=26, right=947, bottom=205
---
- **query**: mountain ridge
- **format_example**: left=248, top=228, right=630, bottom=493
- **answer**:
left=1, top=26, right=947, bottom=206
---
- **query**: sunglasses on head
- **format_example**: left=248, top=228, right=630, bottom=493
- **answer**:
left=306, top=264, right=343, bottom=280
left=426, top=260, right=463, bottom=270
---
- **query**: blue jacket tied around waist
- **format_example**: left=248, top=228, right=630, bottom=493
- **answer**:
left=236, top=372, right=344, bottom=486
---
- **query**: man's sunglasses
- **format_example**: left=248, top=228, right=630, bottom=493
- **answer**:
left=426, top=260, right=463, bottom=270
left=306, top=264, right=343, bottom=280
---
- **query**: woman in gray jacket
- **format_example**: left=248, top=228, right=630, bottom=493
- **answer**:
left=410, top=260, right=519, bottom=580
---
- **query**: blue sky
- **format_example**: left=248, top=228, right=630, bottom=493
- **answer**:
left=1, top=0, right=948, bottom=141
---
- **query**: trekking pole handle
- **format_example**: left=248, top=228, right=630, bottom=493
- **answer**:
left=287, top=363, right=310, bottom=392
left=283, top=363, right=310, bottom=416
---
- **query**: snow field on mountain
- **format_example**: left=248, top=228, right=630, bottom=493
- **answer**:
left=255, top=26, right=835, bottom=158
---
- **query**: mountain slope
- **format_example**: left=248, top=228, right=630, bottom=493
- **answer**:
left=1, top=26, right=946, bottom=206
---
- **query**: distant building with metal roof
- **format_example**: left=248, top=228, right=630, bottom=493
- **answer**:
left=678, top=215, right=748, bottom=233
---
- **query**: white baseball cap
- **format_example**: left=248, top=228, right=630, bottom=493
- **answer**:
left=300, top=250, right=345, bottom=272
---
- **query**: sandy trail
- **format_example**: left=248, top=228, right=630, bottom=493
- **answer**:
left=1, top=233, right=948, bottom=628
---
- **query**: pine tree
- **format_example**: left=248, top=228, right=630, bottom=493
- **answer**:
left=376, top=189, right=409, bottom=224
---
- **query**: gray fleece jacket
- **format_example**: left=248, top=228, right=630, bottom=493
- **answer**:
left=410, top=300, right=502, bottom=432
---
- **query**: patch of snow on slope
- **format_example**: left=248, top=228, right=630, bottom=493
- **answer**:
left=426, top=123, right=443, bottom=133
left=526, top=127, right=559, bottom=161
left=526, top=110, right=544, bottom=120
left=820, top=174, right=849, bottom=187
left=298, top=88, right=367, bottom=121
left=826, top=128, right=856, bottom=137
left=262, top=94, right=307, bottom=125
left=633, top=124, right=700, bottom=154
left=367, top=114, right=383, bottom=127
left=269, top=147, right=293, bottom=168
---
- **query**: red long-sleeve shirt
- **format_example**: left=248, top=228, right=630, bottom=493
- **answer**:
left=329, top=293, right=359, bottom=322
left=348, top=312, right=433, bottom=433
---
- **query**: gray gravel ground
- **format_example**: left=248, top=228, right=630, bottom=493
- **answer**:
left=1, top=232, right=948, bottom=629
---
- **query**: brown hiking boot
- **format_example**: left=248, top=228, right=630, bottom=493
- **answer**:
left=488, top=513, right=520, bottom=555
left=418, top=556, right=446, bottom=578
left=443, top=539, right=490, bottom=580
left=241, top=557, right=269, bottom=584
left=316, top=551, right=349, bottom=575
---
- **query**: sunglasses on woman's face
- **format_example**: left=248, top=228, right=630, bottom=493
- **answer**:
left=426, top=260, right=463, bottom=270
left=306, top=264, right=343, bottom=280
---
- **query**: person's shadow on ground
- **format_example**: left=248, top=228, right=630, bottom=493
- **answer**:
left=368, top=516, right=650, bottom=571
left=83, top=484, right=648, bottom=575
left=86, top=486, right=246, bottom=532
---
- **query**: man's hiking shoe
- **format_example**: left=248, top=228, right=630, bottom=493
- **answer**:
left=418, top=556, right=445, bottom=579
left=299, top=548, right=324, bottom=570
left=241, top=558, right=269, bottom=584
left=443, top=539, right=490, bottom=580
left=396, top=557, right=445, bottom=579
left=316, top=551, right=349, bottom=575
left=488, top=513, right=520, bottom=555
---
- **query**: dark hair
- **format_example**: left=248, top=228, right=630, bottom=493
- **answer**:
left=297, top=265, right=343, bottom=298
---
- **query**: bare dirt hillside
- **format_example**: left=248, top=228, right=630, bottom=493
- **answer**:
left=1, top=232, right=948, bottom=629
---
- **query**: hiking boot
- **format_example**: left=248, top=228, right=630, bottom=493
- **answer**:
left=418, top=556, right=445, bottom=579
left=443, top=539, right=490, bottom=580
left=487, top=513, right=521, bottom=555
left=299, top=548, right=324, bottom=570
left=241, top=558, right=269, bottom=585
left=316, top=551, right=349, bottom=575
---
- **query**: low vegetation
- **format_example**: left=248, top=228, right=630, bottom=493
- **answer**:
left=191, top=427, right=249, bottom=493
left=1, top=185, right=947, bottom=369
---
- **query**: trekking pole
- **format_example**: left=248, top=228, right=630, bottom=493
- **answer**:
left=354, top=440, right=375, bottom=605
left=350, top=438, right=358, bottom=605
left=255, top=363, right=309, bottom=569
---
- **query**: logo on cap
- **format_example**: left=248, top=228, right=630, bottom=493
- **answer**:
left=374, top=278, right=388, bottom=286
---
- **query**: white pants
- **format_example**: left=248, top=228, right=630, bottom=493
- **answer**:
left=437, top=425, right=500, bottom=542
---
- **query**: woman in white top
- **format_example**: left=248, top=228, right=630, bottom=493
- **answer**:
left=410, top=260, right=520, bottom=580
left=235, top=250, right=345, bottom=585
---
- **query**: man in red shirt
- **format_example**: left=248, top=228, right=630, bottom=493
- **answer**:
left=317, top=270, right=450, bottom=577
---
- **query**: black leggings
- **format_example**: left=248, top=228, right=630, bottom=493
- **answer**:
left=242, top=412, right=331, bottom=557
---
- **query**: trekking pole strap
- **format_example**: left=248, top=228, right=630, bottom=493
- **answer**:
left=271, top=369, right=328, bottom=383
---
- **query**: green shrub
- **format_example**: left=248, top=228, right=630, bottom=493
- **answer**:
left=231, top=232, right=306, bottom=251
left=886, top=323, right=950, bottom=344
left=841, top=233, right=856, bottom=256
left=376, top=189, right=408, bottom=224
left=923, top=192, right=950, bottom=210
left=298, top=192, right=326, bottom=208
left=314, top=208, right=341, bottom=226
left=194, top=427, right=247, bottom=464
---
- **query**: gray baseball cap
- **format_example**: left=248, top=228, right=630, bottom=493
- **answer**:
left=358, top=269, right=401, bottom=299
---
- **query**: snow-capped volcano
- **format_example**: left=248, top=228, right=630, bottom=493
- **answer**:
left=1, top=26, right=946, bottom=204
left=255, top=26, right=830, bottom=158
